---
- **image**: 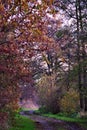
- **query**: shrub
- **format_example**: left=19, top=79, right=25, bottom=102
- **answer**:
left=37, top=74, right=60, bottom=114
left=60, top=89, right=80, bottom=115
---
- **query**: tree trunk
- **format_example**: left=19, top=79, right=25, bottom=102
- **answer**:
left=78, top=0, right=87, bottom=111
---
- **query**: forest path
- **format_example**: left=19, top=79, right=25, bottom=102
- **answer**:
left=28, top=115, right=85, bottom=130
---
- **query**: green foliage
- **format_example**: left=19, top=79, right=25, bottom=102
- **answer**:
left=38, top=107, right=48, bottom=114
left=9, top=115, right=35, bottom=130
left=60, top=89, right=80, bottom=115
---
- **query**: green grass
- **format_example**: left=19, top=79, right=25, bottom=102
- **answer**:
left=9, top=115, right=35, bottom=130
left=43, top=113, right=87, bottom=129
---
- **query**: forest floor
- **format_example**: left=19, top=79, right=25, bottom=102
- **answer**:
left=28, top=115, right=86, bottom=130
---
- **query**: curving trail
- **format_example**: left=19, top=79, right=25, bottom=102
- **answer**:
left=20, top=111, right=86, bottom=130
left=29, top=115, right=86, bottom=130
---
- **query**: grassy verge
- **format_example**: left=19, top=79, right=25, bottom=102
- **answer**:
left=9, top=115, right=35, bottom=130
left=43, top=113, right=87, bottom=129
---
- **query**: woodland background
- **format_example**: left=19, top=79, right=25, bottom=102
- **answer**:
left=0, top=0, right=87, bottom=129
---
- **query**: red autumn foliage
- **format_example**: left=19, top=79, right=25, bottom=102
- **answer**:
left=0, top=1, right=56, bottom=127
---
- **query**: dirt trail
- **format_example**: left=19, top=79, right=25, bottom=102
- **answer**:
left=28, top=115, right=86, bottom=130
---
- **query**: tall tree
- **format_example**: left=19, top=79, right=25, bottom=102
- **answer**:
left=54, top=0, right=87, bottom=111
left=0, top=0, right=56, bottom=128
